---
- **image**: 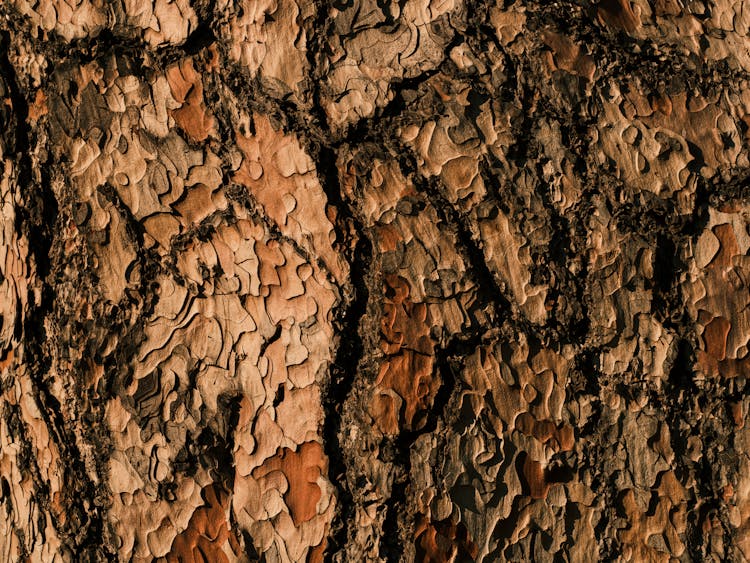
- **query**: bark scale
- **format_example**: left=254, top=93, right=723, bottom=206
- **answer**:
left=0, top=0, right=748, bottom=561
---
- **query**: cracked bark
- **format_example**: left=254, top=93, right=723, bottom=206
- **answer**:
left=1, top=0, right=750, bottom=561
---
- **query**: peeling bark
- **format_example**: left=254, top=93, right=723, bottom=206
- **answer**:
left=1, top=0, right=750, bottom=561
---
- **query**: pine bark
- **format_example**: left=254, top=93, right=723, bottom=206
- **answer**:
left=0, top=0, right=749, bottom=561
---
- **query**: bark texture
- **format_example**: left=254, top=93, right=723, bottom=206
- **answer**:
left=0, top=0, right=749, bottom=561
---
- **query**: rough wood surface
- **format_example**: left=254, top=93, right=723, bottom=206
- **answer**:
left=0, top=0, right=749, bottom=561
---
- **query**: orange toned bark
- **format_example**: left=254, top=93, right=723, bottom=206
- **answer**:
left=515, top=412, right=575, bottom=452
left=708, top=224, right=740, bottom=270
left=597, top=0, right=641, bottom=32
left=307, top=537, right=327, bottom=563
left=519, top=454, right=551, bottom=500
left=542, top=31, right=596, bottom=82
left=702, top=316, right=731, bottom=362
left=167, top=58, right=215, bottom=142
left=414, top=514, right=479, bottom=563
left=3, top=0, right=749, bottom=560
left=618, top=472, right=687, bottom=562
left=690, top=214, right=750, bottom=380
left=371, top=274, right=438, bottom=434
left=167, top=485, right=240, bottom=563
left=27, top=89, right=47, bottom=121
left=251, top=441, right=327, bottom=526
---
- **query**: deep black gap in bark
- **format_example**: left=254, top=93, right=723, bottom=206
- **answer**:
left=0, top=31, right=112, bottom=558
left=310, top=139, right=373, bottom=559
left=322, top=232, right=371, bottom=560
left=181, top=20, right=217, bottom=56
left=381, top=332, right=484, bottom=561
left=394, top=153, right=521, bottom=333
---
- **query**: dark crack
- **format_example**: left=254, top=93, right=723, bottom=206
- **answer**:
left=0, top=30, right=114, bottom=560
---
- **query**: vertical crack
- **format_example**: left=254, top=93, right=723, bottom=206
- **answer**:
left=323, top=232, right=372, bottom=559
left=0, top=31, right=110, bottom=559
left=301, top=6, right=378, bottom=554
left=312, top=145, right=373, bottom=557
left=312, top=141, right=373, bottom=559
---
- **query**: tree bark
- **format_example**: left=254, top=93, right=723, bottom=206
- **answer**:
left=0, top=0, right=748, bottom=561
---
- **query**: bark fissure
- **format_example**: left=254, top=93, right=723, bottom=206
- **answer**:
left=1, top=31, right=109, bottom=558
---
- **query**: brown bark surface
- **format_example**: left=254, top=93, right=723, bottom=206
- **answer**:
left=0, top=0, right=749, bottom=561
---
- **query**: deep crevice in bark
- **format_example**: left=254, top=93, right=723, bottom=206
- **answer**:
left=0, top=31, right=113, bottom=559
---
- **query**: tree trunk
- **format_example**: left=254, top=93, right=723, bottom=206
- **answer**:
left=0, top=0, right=748, bottom=561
